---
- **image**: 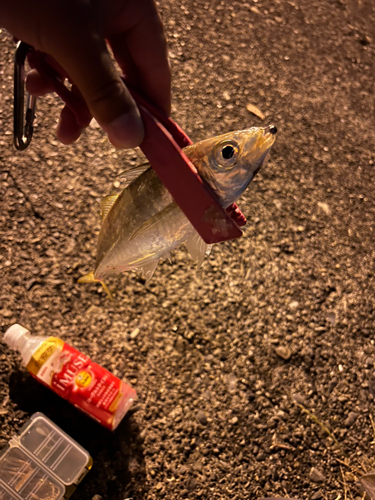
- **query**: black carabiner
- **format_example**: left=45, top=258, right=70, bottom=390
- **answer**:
left=14, top=41, right=36, bottom=150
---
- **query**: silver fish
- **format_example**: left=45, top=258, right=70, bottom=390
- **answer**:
left=79, top=126, right=277, bottom=295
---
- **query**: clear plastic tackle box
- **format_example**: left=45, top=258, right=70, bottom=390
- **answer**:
left=0, top=413, right=92, bottom=500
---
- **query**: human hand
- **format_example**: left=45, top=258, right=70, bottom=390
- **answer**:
left=0, top=0, right=171, bottom=148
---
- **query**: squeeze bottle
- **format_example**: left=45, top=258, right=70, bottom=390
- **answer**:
left=3, top=324, right=136, bottom=430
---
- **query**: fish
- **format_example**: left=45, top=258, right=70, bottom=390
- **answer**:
left=78, top=125, right=277, bottom=296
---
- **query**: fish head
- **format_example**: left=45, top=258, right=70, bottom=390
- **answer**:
left=186, top=125, right=277, bottom=207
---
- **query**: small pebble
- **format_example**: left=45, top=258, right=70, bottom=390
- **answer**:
left=85, top=305, right=103, bottom=316
left=197, top=411, right=207, bottom=425
left=317, top=201, right=331, bottom=215
left=344, top=471, right=356, bottom=482
left=275, top=345, right=292, bottom=361
left=2, top=309, right=14, bottom=318
left=186, top=477, right=197, bottom=491
left=314, top=326, right=326, bottom=333
left=344, top=411, right=358, bottom=427
left=326, top=311, right=336, bottom=325
left=309, top=467, right=326, bottom=483
left=327, top=378, right=338, bottom=395
left=365, top=357, right=374, bottom=368
left=249, top=6, right=261, bottom=14
left=226, top=373, right=237, bottom=392
left=368, top=378, right=375, bottom=396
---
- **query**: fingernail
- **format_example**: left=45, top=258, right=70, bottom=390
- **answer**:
left=101, top=111, right=144, bottom=149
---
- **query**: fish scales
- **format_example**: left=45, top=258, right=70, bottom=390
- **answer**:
left=96, top=168, right=189, bottom=274
left=96, top=168, right=182, bottom=270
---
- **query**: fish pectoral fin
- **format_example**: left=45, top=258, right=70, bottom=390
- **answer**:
left=141, top=260, right=159, bottom=283
left=100, top=194, right=119, bottom=222
left=185, top=232, right=212, bottom=268
left=77, top=271, right=114, bottom=300
left=130, top=203, right=177, bottom=241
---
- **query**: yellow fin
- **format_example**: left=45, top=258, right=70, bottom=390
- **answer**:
left=100, top=194, right=119, bottom=222
left=78, top=271, right=113, bottom=300
left=117, top=162, right=150, bottom=187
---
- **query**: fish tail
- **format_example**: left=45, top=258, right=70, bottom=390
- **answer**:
left=78, top=271, right=114, bottom=300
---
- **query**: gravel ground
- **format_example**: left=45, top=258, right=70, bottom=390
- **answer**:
left=1, top=0, right=375, bottom=499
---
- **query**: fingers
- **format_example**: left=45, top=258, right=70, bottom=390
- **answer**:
left=26, top=69, right=55, bottom=96
left=41, top=49, right=143, bottom=148
left=26, top=69, right=85, bottom=143
left=51, top=34, right=144, bottom=148
left=56, top=104, right=84, bottom=145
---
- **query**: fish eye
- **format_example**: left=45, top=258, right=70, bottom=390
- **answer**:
left=222, top=145, right=235, bottom=160
left=214, top=140, right=239, bottom=168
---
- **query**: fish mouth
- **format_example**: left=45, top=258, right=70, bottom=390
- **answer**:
left=247, top=125, right=277, bottom=179
left=264, top=125, right=277, bottom=135
left=256, top=124, right=277, bottom=152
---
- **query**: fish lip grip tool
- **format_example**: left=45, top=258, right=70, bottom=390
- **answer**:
left=126, top=84, right=246, bottom=244
left=13, top=42, right=246, bottom=244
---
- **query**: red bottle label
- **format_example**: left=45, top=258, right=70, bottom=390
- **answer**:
left=27, top=338, right=136, bottom=430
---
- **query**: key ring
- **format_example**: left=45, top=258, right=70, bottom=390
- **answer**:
left=13, top=41, right=36, bottom=150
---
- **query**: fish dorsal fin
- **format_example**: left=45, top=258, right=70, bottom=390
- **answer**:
left=100, top=194, right=119, bottom=222
left=117, top=162, right=150, bottom=189
left=185, top=232, right=212, bottom=268
left=141, top=260, right=159, bottom=282
left=130, top=203, right=177, bottom=241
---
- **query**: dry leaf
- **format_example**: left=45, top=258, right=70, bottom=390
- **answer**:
left=246, top=103, right=265, bottom=120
